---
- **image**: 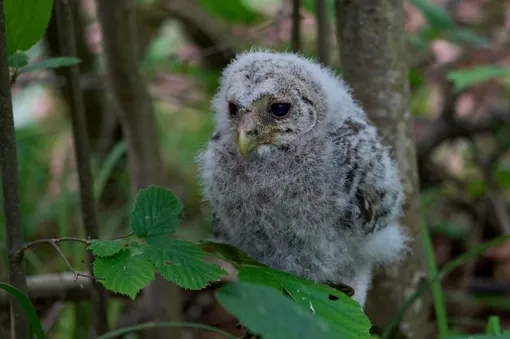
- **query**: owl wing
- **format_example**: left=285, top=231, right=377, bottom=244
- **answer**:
left=330, top=118, right=403, bottom=235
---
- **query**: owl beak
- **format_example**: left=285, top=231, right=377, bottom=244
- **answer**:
left=237, top=130, right=257, bottom=159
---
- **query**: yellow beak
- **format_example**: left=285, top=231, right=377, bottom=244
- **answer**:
left=237, top=130, right=257, bottom=159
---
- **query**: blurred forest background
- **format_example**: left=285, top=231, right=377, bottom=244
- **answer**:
left=1, top=0, right=510, bottom=338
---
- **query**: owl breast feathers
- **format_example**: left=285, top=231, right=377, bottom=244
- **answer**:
left=196, top=50, right=408, bottom=306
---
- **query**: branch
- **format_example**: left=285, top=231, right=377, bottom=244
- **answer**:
left=54, top=0, right=109, bottom=334
left=417, top=106, right=510, bottom=163
left=162, top=0, right=242, bottom=69
left=0, top=3, right=30, bottom=339
left=0, top=273, right=129, bottom=308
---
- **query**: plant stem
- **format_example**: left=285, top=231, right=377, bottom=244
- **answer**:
left=291, top=0, right=301, bottom=53
left=381, top=234, right=510, bottom=339
left=0, top=1, right=30, bottom=338
left=54, top=0, right=109, bottom=335
left=96, top=322, right=238, bottom=339
left=421, top=219, right=448, bottom=338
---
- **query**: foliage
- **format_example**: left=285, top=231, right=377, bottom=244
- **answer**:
left=90, top=186, right=371, bottom=337
left=3, top=0, right=53, bottom=55
left=0, top=283, right=45, bottom=339
left=446, top=66, right=510, bottom=91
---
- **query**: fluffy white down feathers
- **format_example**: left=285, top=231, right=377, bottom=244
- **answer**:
left=196, top=50, right=409, bottom=306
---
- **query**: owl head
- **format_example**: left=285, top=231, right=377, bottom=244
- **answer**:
left=211, top=50, right=352, bottom=159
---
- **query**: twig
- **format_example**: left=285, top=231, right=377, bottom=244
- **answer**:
left=23, top=237, right=90, bottom=251
left=55, top=0, right=109, bottom=334
left=110, top=231, right=134, bottom=241
left=48, top=241, right=96, bottom=281
left=0, top=2, right=30, bottom=338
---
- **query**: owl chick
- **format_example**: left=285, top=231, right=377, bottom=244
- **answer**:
left=196, top=50, right=408, bottom=306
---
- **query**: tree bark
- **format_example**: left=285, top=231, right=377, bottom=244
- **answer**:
left=54, top=1, right=110, bottom=335
left=0, top=2, right=30, bottom=338
left=335, top=1, right=431, bottom=337
left=95, top=1, right=182, bottom=337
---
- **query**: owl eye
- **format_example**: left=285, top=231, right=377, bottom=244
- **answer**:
left=270, top=103, right=291, bottom=118
left=228, top=102, right=238, bottom=116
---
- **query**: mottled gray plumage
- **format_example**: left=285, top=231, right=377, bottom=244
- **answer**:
left=196, top=50, right=408, bottom=306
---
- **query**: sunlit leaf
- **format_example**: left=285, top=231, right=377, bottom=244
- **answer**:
left=18, top=57, right=82, bottom=74
left=0, top=282, right=45, bottom=339
left=239, top=267, right=370, bottom=339
left=485, top=315, right=501, bottom=335
left=216, top=282, right=333, bottom=339
left=447, top=66, right=510, bottom=91
left=93, top=245, right=156, bottom=299
left=3, top=0, right=53, bottom=55
left=445, top=28, right=490, bottom=47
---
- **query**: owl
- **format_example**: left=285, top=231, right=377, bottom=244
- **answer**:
left=196, top=50, right=408, bottom=306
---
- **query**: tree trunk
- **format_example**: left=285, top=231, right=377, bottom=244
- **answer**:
left=95, top=1, right=182, bottom=337
left=335, top=1, right=431, bottom=338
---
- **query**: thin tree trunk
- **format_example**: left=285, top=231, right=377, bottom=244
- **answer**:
left=54, top=1, right=109, bottom=336
left=315, top=0, right=330, bottom=65
left=95, top=1, right=183, bottom=337
left=291, top=0, right=301, bottom=53
left=0, top=2, right=30, bottom=338
left=335, top=1, right=431, bottom=338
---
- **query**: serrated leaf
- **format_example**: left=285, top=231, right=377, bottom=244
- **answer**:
left=238, top=267, right=371, bottom=339
left=408, top=0, right=454, bottom=30
left=88, top=239, right=125, bottom=257
left=199, top=240, right=267, bottom=268
left=0, top=282, right=45, bottom=339
left=4, top=0, right=53, bottom=55
left=447, top=66, right=510, bottom=91
left=216, top=282, right=333, bottom=339
left=130, top=186, right=183, bottom=243
left=93, top=246, right=155, bottom=299
left=144, top=239, right=226, bottom=289
left=197, top=0, right=263, bottom=24
left=8, top=51, right=28, bottom=68
left=19, top=57, right=82, bottom=74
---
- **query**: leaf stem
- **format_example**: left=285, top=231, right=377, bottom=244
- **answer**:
left=109, top=231, right=134, bottom=241
left=95, top=321, right=238, bottom=339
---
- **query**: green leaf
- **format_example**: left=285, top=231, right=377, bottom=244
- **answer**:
left=93, top=245, right=156, bottom=299
left=431, top=222, right=467, bottom=239
left=18, top=57, right=82, bottom=74
left=447, top=66, right=510, bottom=91
left=485, top=316, right=501, bottom=335
left=445, top=336, right=510, bottom=339
left=408, top=0, right=454, bottom=30
left=0, top=282, right=46, bottom=339
left=239, top=267, right=371, bottom=339
left=494, top=165, right=510, bottom=189
left=445, top=28, right=490, bottom=47
left=130, top=186, right=183, bottom=243
left=3, top=0, right=53, bottom=55
left=216, top=282, right=332, bottom=339
left=8, top=51, right=28, bottom=68
left=197, top=0, right=264, bottom=24
left=144, top=239, right=226, bottom=290
left=88, top=239, right=125, bottom=257
left=199, top=240, right=267, bottom=268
